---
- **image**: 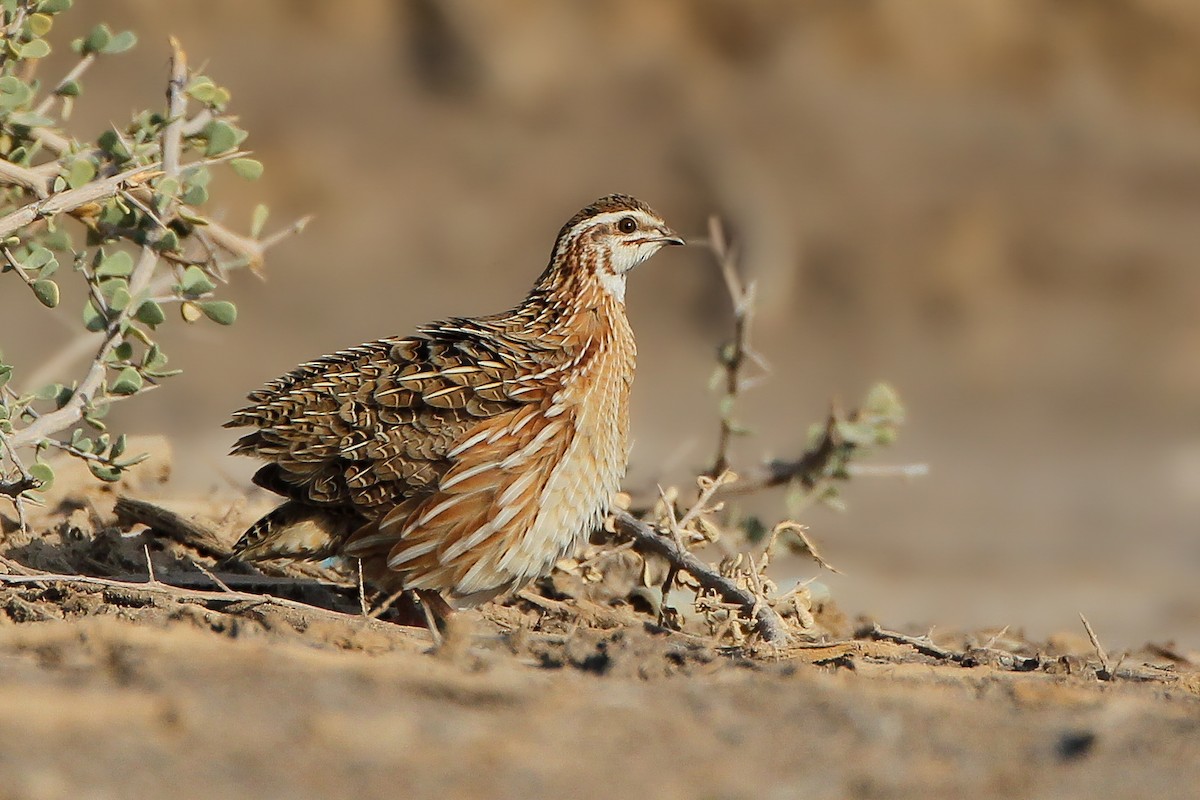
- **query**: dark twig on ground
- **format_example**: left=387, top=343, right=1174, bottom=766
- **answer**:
left=869, top=623, right=960, bottom=661
left=1080, top=612, right=1115, bottom=680
left=613, top=508, right=790, bottom=646
left=114, top=496, right=231, bottom=561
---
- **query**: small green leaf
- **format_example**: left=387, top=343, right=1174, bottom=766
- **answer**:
left=95, top=250, right=133, bottom=278
left=0, top=76, right=33, bottom=109
left=180, top=265, right=216, bottom=296
left=183, top=165, right=212, bottom=188
left=98, top=199, right=130, bottom=228
left=155, top=176, right=179, bottom=199
left=34, top=383, right=63, bottom=401
left=250, top=203, right=269, bottom=238
left=32, top=279, right=59, bottom=308
left=65, top=157, right=96, bottom=189
left=25, top=245, right=55, bottom=270
left=143, top=344, right=167, bottom=370
left=110, top=433, right=127, bottom=459
left=5, top=111, right=54, bottom=127
left=109, top=366, right=142, bottom=395
left=0, top=365, right=12, bottom=389
left=99, top=276, right=128, bottom=300
left=98, top=128, right=131, bottom=159
left=42, top=227, right=72, bottom=252
left=71, top=429, right=93, bottom=452
left=184, top=76, right=230, bottom=108
left=88, top=462, right=122, bottom=482
left=202, top=120, right=240, bottom=156
left=112, top=341, right=133, bottom=361
left=38, top=0, right=73, bottom=13
left=134, top=299, right=165, bottom=327
left=56, top=78, right=80, bottom=97
left=27, top=13, right=53, bottom=36
left=155, top=229, right=180, bottom=253
left=83, top=23, right=112, bottom=54
left=862, top=381, right=904, bottom=420
left=29, top=462, right=55, bottom=492
left=176, top=207, right=210, bottom=226
left=114, top=453, right=149, bottom=469
left=102, top=30, right=136, bottom=54
left=54, top=385, right=74, bottom=409
left=229, top=158, right=263, bottom=181
left=18, top=39, right=51, bottom=59
left=198, top=300, right=237, bottom=326
left=180, top=182, right=208, bottom=206
left=82, top=298, right=107, bottom=331
left=108, top=285, right=130, bottom=312
left=185, top=76, right=216, bottom=101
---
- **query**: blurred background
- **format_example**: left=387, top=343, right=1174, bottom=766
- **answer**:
left=4, top=0, right=1198, bottom=648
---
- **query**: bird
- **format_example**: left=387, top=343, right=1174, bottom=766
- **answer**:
left=225, top=194, right=684, bottom=613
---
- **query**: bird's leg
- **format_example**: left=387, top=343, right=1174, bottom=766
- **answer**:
left=416, top=589, right=453, bottom=645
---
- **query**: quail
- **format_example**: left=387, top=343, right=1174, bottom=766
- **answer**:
left=226, top=194, right=684, bottom=608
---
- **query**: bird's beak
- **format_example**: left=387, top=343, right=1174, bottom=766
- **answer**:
left=651, top=226, right=685, bottom=247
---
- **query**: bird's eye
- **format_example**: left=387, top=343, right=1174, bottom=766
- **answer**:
left=617, top=216, right=637, bottom=234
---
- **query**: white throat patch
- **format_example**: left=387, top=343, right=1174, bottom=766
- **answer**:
left=597, top=267, right=627, bottom=302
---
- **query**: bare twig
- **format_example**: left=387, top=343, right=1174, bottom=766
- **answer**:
left=0, top=475, right=39, bottom=499
left=869, top=623, right=958, bottom=660
left=613, top=508, right=790, bottom=646
left=113, top=496, right=232, bottom=560
left=34, top=52, right=97, bottom=117
left=0, top=158, right=50, bottom=198
left=368, top=587, right=408, bottom=620
left=201, top=213, right=314, bottom=275
left=0, top=434, right=36, bottom=530
left=1079, top=612, right=1113, bottom=679
left=0, top=162, right=160, bottom=241
left=161, top=38, right=187, bottom=180
left=772, top=521, right=842, bottom=574
left=0, top=569, right=408, bottom=634
left=704, top=216, right=763, bottom=477
left=143, top=543, right=159, bottom=585
left=357, top=559, right=368, bottom=617
left=846, top=463, right=930, bottom=479
left=191, top=560, right=234, bottom=594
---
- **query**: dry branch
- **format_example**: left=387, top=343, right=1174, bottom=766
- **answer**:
left=0, top=158, right=49, bottom=198
left=613, top=508, right=790, bottom=646
left=114, top=496, right=231, bottom=560
left=0, top=163, right=160, bottom=240
left=703, top=216, right=763, bottom=477
left=0, top=569, right=411, bottom=636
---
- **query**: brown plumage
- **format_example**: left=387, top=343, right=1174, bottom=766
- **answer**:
left=226, top=194, right=683, bottom=606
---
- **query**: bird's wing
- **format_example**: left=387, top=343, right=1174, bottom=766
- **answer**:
left=226, top=331, right=548, bottom=515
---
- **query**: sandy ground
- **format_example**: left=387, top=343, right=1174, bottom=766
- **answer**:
left=1, top=470, right=1198, bottom=800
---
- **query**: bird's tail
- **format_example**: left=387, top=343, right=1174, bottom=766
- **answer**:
left=231, top=501, right=361, bottom=562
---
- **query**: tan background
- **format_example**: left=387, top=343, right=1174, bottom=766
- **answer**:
left=4, top=0, right=1198, bottom=648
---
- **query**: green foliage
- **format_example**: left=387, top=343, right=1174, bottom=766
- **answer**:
left=0, top=0, right=291, bottom=509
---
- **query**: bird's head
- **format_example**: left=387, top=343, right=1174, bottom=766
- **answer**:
left=549, top=194, right=684, bottom=302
